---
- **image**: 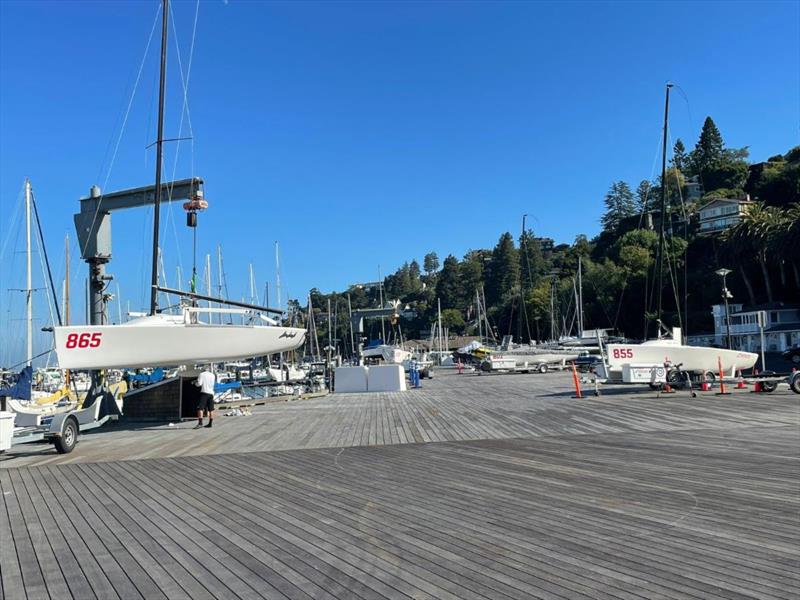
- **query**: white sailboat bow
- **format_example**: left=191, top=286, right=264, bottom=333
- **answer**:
left=54, top=306, right=306, bottom=370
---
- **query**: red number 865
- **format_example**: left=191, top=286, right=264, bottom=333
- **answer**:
left=65, top=332, right=102, bottom=349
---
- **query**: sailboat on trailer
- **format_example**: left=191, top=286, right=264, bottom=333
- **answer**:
left=53, top=0, right=305, bottom=370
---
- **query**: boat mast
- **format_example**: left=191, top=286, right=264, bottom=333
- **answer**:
left=64, top=235, right=70, bottom=326
left=578, top=256, right=584, bottom=338
left=25, top=178, right=33, bottom=366
left=275, top=241, right=282, bottom=312
left=149, top=0, right=169, bottom=315
left=655, top=82, right=673, bottom=335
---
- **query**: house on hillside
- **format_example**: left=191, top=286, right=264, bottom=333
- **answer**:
left=697, top=195, right=753, bottom=235
left=704, top=302, right=800, bottom=352
left=685, top=176, right=704, bottom=201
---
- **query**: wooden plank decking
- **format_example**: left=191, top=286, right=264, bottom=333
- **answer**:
left=1, top=372, right=798, bottom=599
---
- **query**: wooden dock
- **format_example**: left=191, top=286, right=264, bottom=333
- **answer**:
left=1, top=372, right=798, bottom=599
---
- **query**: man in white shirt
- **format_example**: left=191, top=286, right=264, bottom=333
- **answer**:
left=193, top=367, right=216, bottom=429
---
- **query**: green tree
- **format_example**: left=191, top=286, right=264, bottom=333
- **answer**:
left=440, top=308, right=465, bottom=334
left=435, top=255, right=461, bottom=308
left=423, top=252, right=440, bottom=274
left=518, top=229, right=545, bottom=289
left=459, top=250, right=485, bottom=305
left=689, top=117, right=724, bottom=176
left=689, top=117, right=749, bottom=192
left=485, top=232, right=519, bottom=307
left=671, top=139, right=687, bottom=171
left=635, top=180, right=652, bottom=213
left=601, top=181, right=636, bottom=231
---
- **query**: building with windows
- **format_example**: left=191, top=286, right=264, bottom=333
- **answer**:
left=697, top=196, right=752, bottom=235
left=684, top=175, right=704, bottom=201
left=706, top=302, right=800, bottom=352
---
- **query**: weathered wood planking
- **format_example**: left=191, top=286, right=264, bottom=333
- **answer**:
left=1, top=425, right=798, bottom=599
left=1, top=371, right=797, bottom=468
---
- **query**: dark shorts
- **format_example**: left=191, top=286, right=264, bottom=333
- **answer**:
left=197, top=392, right=214, bottom=413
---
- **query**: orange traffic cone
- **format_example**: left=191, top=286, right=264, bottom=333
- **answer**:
left=751, top=368, right=762, bottom=393
left=661, top=382, right=675, bottom=394
left=700, top=372, right=710, bottom=392
left=736, top=370, right=747, bottom=389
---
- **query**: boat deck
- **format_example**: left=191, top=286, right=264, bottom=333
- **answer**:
left=1, top=372, right=798, bottom=599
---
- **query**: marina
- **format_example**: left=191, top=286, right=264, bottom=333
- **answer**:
left=2, top=371, right=798, bottom=599
left=1, top=1, right=798, bottom=599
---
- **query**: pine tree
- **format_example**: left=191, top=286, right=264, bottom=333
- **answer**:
left=689, top=117, right=724, bottom=176
left=408, top=260, right=422, bottom=291
left=518, top=229, right=544, bottom=288
left=671, top=139, right=687, bottom=171
left=423, top=252, right=440, bottom=274
left=601, top=181, right=636, bottom=231
left=485, top=232, right=519, bottom=306
left=435, top=255, right=461, bottom=308
left=635, top=180, right=652, bottom=213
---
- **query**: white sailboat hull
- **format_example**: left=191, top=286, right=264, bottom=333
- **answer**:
left=54, top=316, right=306, bottom=370
left=605, top=342, right=757, bottom=379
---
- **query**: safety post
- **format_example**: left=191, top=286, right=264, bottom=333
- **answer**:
left=751, top=368, right=762, bottom=393
left=700, top=371, right=710, bottom=392
left=716, top=356, right=730, bottom=395
left=571, top=362, right=582, bottom=399
left=736, top=369, right=747, bottom=389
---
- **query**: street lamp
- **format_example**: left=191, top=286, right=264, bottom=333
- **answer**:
left=715, top=268, right=733, bottom=350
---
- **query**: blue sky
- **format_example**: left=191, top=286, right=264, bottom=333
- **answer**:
left=1, top=0, right=798, bottom=365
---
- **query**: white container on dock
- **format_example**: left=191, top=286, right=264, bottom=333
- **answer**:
left=0, top=411, right=14, bottom=452
left=368, top=365, right=407, bottom=392
left=334, top=366, right=369, bottom=393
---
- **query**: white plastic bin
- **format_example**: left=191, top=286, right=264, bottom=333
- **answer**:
left=0, top=411, right=15, bottom=452
left=334, top=366, right=369, bottom=393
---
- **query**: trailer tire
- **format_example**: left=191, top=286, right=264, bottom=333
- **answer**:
left=54, top=417, right=79, bottom=454
left=538, top=364, right=548, bottom=374
left=760, top=371, right=778, bottom=393
left=790, top=373, right=800, bottom=394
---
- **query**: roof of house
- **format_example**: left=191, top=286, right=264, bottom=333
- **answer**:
left=697, top=197, right=752, bottom=213
left=733, top=302, right=800, bottom=313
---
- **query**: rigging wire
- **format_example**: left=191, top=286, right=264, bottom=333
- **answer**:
left=78, top=3, right=162, bottom=264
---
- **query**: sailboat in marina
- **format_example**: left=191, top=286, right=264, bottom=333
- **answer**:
left=598, top=84, right=757, bottom=383
left=53, top=0, right=305, bottom=371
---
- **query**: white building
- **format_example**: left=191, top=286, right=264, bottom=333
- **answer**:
left=697, top=196, right=752, bottom=235
left=709, top=303, right=800, bottom=352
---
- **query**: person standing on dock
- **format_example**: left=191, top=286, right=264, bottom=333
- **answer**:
left=193, top=367, right=216, bottom=429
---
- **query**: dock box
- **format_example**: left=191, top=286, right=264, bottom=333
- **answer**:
left=367, top=365, right=407, bottom=392
left=334, top=367, right=369, bottom=393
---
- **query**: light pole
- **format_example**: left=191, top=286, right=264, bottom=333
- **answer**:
left=715, top=268, right=733, bottom=350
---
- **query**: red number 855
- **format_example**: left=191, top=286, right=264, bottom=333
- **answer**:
left=65, top=332, right=102, bottom=349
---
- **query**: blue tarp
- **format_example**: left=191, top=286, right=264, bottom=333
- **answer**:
left=0, top=366, right=32, bottom=401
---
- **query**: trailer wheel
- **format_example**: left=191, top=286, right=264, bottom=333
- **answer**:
left=54, top=417, right=79, bottom=454
left=760, top=371, right=778, bottom=393
left=538, top=364, right=548, bottom=374
left=790, top=373, right=800, bottom=394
